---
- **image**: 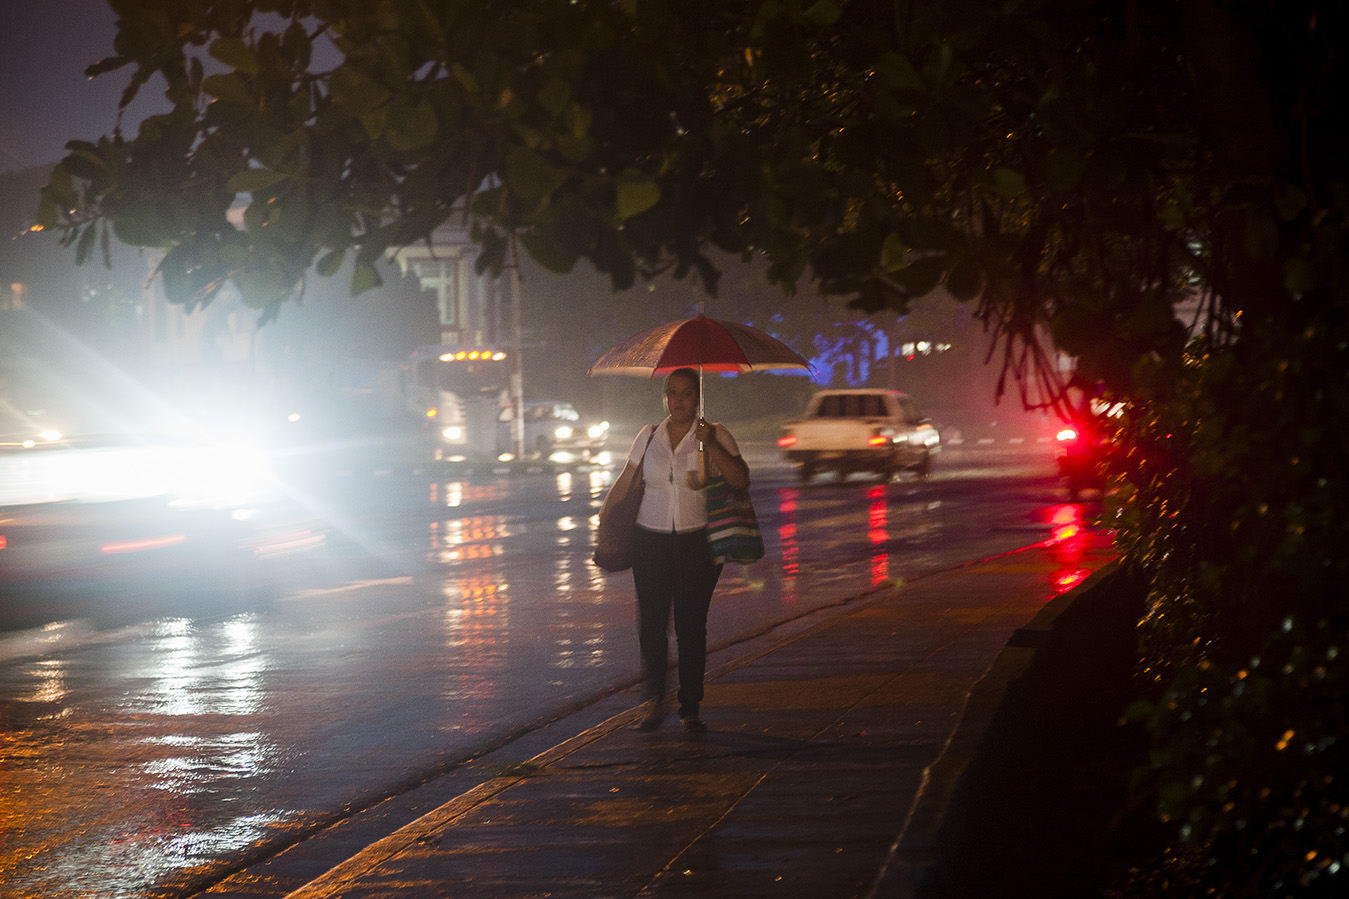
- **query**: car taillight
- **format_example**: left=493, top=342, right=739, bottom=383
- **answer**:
left=777, top=435, right=797, bottom=447
left=1056, top=427, right=1079, bottom=443
left=867, top=435, right=889, bottom=447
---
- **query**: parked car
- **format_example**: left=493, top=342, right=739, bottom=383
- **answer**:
left=496, top=401, right=610, bottom=461
left=777, top=388, right=940, bottom=482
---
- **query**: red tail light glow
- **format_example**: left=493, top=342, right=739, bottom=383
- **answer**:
left=1056, top=427, right=1079, bottom=442
left=777, top=435, right=798, bottom=447
left=867, top=435, right=889, bottom=447
left=101, top=534, right=187, bottom=555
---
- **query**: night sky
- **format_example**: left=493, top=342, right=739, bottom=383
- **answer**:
left=0, top=0, right=165, bottom=173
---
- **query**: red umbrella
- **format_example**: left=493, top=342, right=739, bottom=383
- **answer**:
left=588, top=315, right=809, bottom=377
left=589, top=315, right=810, bottom=485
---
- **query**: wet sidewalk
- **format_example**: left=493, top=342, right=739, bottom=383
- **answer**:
left=210, top=533, right=1117, bottom=899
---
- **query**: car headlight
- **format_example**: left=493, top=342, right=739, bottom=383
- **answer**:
left=587, top=424, right=607, bottom=439
left=442, top=426, right=463, bottom=441
left=554, top=426, right=573, bottom=440
left=167, top=442, right=273, bottom=510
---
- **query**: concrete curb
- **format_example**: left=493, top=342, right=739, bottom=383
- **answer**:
left=866, top=561, right=1123, bottom=898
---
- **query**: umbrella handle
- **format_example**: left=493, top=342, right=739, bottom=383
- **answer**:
left=686, top=449, right=710, bottom=490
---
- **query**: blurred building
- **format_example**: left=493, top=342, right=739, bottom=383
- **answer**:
left=136, top=210, right=509, bottom=372
left=391, top=220, right=510, bottom=348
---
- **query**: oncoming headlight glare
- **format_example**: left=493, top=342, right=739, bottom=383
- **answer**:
left=554, top=426, right=574, bottom=440
left=166, top=441, right=273, bottom=510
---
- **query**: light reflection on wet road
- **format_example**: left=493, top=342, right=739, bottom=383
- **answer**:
left=0, top=444, right=1097, bottom=898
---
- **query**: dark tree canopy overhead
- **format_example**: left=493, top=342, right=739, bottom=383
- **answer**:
left=41, top=1, right=1348, bottom=415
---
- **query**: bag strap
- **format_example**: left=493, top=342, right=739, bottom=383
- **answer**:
left=634, top=425, right=657, bottom=481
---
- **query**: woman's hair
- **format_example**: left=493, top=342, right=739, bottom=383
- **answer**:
left=666, top=367, right=700, bottom=397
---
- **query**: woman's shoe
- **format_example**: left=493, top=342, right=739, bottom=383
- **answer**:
left=634, top=700, right=667, bottom=731
left=680, top=716, right=707, bottom=733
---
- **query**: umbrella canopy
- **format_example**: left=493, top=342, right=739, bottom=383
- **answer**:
left=588, top=315, right=809, bottom=377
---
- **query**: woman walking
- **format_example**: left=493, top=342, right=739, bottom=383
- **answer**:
left=619, top=367, right=750, bottom=732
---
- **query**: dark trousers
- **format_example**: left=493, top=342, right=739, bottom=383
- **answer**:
left=631, top=526, right=723, bottom=718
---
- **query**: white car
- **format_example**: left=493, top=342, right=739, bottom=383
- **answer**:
left=497, top=401, right=609, bottom=461
left=777, top=389, right=940, bottom=482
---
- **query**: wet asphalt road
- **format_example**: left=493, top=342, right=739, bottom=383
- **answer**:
left=0, top=442, right=1092, bottom=899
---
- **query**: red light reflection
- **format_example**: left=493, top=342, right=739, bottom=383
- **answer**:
left=867, top=485, right=888, bottom=585
left=1040, top=503, right=1094, bottom=593
left=776, top=491, right=798, bottom=601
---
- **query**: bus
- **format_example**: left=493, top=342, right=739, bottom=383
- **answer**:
left=400, top=345, right=513, bottom=460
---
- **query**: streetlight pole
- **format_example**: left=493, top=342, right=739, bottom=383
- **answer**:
left=508, top=237, right=525, bottom=460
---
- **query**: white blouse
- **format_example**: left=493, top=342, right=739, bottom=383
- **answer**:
left=626, top=418, right=742, bottom=533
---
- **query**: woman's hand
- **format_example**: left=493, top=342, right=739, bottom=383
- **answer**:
left=698, top=419, right=750, bottom=489
left=694, top=418, right=717, bottom=445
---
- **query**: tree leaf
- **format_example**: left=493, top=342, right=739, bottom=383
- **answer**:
left=566, top=103, right=593, bottom=139
left=881, top=233, right=908, bottom=272
left=945, top=256, right=984, bottom=301
left=60, top=148, right=112, bottom=185
left=157, top=242, right=218, bottom=309
left=203, top=72, right=254, bottom=106
left=361, top=107, right=388, bottom=139
left=227, top=168, right=288, bottom=194
left=1272, top=182, right=1307, bottom=222
left=616, top=170, right=660, bottom=220
left=112, top=204, right=176, bottom=248
left=990, top=166, right=1028, bottom=198
left=891, top=255, right=946, bottom=296
left=520, top=227, right=579, bottom=273
left=36, top=192, right=60, bottom=230
left=210, top=37, right=259, bottom=75
left=875, top=51, right=925, bottom=93
left=1042, top=147, right=1085, bottom=193
left=316, top=249, right=345, bottom=277
left=330, top=67, right=392, bottom=115
left=803, top=0, right=842, bottom=26
left=1243, top=208, right=1279, bottom=260
left=506, top=147, right=567, bottom=199
left=385, top=102, right=438, bottom=151
left=351, top=261, right=382, bottom=295
left=537, top=78, right=571, bottom=117
left=451, top=62, right=479, bottom=96
left=555, top=132, right=592, bottom=163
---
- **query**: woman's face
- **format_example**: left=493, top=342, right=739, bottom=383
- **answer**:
left=664, top=373, right=699, bottom=423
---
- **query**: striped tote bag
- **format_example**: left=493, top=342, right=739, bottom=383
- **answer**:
left=704, top=476, right=764, bottom=565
